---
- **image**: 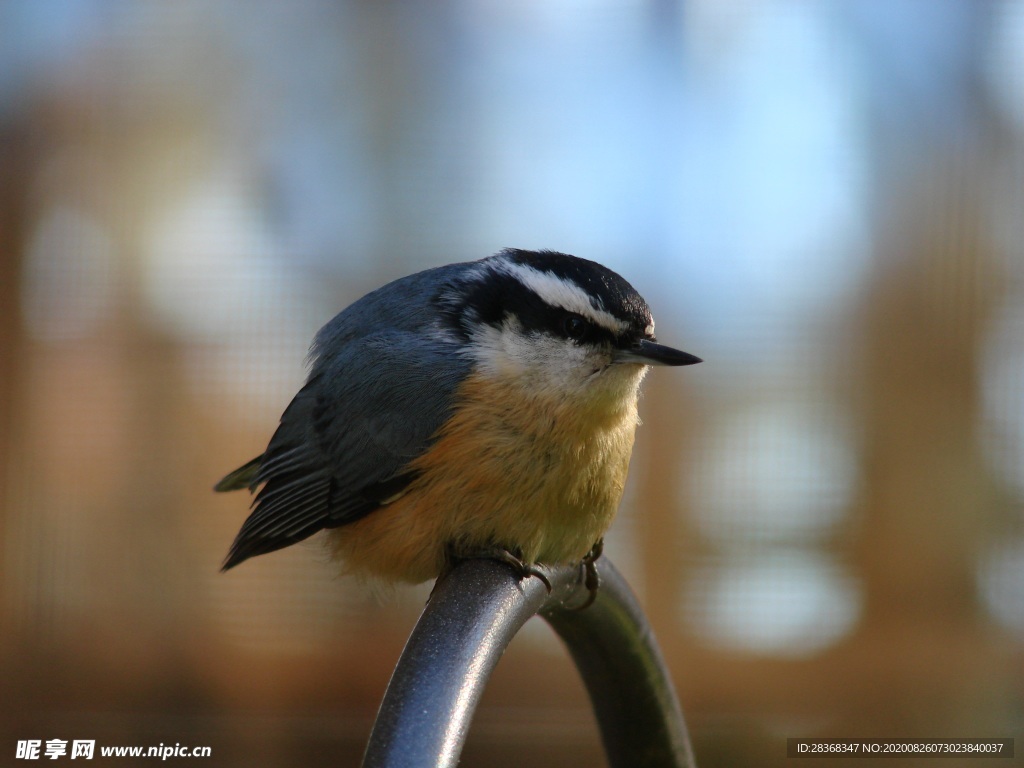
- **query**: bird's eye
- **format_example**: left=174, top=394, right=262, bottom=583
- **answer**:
left=563, top=315, right=590, bottom=341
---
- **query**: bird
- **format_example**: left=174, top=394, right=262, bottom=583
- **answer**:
left=215, top=248, right=700, bottom=596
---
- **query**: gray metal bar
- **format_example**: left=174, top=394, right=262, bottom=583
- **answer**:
left=542, top=558, right=696, bottom=768
left=361, top=557, right=695, bottom=768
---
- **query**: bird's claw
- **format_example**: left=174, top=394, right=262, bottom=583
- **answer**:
left=488, top=548, right=552, bottom=592
left=442, top=544, right=552, bottom=593
left=571, top=538, right=604, bottom=611
left=437, top=541, right=604, bottom=606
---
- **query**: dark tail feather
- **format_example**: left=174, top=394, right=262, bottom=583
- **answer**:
left=220, top=530, right=303, bottom=571
left=214, top=455, right=263, bottom=492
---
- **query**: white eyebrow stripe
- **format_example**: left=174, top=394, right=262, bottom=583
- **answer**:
left=497, top=261, right=629, bottom=334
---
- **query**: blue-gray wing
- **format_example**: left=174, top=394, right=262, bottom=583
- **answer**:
left=220, top=329, right=468, bottom=570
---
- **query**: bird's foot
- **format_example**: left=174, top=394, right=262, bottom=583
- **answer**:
left=484, top=547, right=553, bottom=593
left=442, top=543, right=552, bottom=593
left=571, top=538, right=604, bottom=611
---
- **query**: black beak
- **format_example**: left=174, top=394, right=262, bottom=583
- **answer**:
left=614, top=339, right=702, bottom=367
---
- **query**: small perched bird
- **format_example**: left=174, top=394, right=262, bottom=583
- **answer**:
left=216, top=249, right=700, bottom=593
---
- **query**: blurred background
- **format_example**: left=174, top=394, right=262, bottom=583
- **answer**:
left=1, top=0, right=1022, bottom=766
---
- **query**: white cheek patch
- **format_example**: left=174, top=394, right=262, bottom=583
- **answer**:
left=463, top=322, right=527, bottom=378
left=496, top=260, right=629, bottom=335
left=466, top=319, right=595, bottom=384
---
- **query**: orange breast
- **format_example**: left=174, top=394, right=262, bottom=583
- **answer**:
left=329, top=369, right=643, bottom=583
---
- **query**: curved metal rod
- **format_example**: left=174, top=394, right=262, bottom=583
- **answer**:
left=361, top=557, right=695, bottom=768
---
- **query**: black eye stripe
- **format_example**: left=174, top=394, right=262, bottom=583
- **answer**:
left=563, top=314, right=588, bottom=341
left=500, top=249, right=653, bottom=332
left=555, top=310, right=619, bottom=346
left=445, top=257, right=642, bottom=347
